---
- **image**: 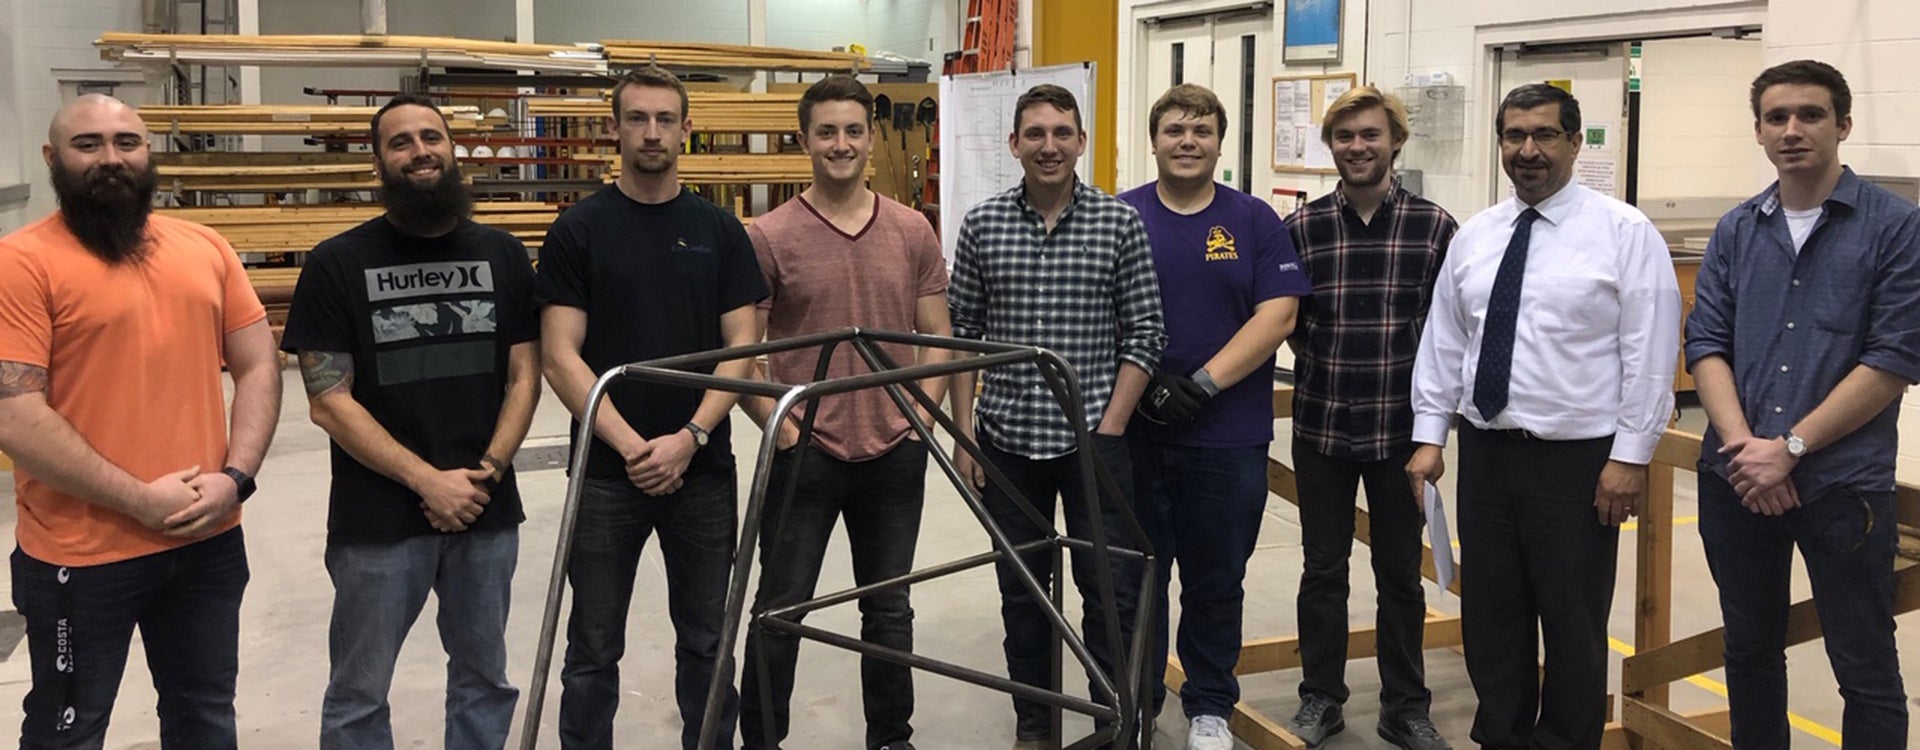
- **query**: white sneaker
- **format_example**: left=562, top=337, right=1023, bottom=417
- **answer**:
left=1187, top=714, right=1236, bottom=750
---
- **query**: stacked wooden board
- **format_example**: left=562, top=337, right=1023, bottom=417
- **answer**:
left=603, top=153, right=867, bottom=185
left=140, top=104, right=500, bottom=136
left=157, top=162, right=378, bottom=192
left=602, top=40, right=868, bottom=73
left=97, top=33, right=608, bottom=74
left=529, top=92, right=803, bottom=133
left=159, top=202, right=559, bottom=255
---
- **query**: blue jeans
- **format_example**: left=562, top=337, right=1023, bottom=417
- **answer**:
left=978, top=430, right=1143, bottom=744
left=12, top=527, right=249, bottom=750
left=1131, top=440, right=1270, bottom=721
left=321, top=528, right=520, bottom=750
left=560, top=468, right=739, bottom=750
left=740, top=441, right=927, bottom=750
left=1698, top=472, right=1909, bottom=749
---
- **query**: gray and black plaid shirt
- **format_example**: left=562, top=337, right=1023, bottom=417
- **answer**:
left=950, top=180, right=1167, bottom=459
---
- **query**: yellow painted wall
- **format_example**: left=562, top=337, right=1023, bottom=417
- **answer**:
left=1033, top=0, right=1118, bottom=192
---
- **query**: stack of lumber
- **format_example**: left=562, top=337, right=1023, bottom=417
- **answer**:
left=602, top=40, right=868, bottom=73
left=157, top=163, right=378, bottom=192
left=604, top=153, right=862, bottom=185
left=159, top=202, right=559, bottom=254
left=530, top=92, right=802, bottom=133
left=97, top=33, right=608, bottom=74
left=140, top=104, right=500, bottom=136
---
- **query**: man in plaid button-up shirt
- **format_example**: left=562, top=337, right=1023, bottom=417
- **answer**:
left=1282, top=85, right=1456, bottom=750
left=948, top=84, right=1165, bottom=749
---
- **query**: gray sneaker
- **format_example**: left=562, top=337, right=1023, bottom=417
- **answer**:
left=1378, top=714, right=1451, bottom=750
left=1283, top=694, right=1344, bottom=748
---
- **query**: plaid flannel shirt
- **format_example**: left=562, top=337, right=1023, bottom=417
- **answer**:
left=950, top=180, right=1166, bottom=459
left=1286, top=181, right=1457, bottom=461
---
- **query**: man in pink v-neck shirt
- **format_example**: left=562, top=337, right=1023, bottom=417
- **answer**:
left=737, top=75, right=951, bottom=750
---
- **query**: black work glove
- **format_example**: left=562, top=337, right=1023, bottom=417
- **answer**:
left=1136, top=369, right=1212, bottom=426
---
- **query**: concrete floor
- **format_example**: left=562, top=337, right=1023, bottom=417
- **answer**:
left=0, top=375, right=1914, bottom=748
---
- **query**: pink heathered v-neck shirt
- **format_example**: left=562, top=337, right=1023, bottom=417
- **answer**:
left=748, top=194, right=949, bottom=462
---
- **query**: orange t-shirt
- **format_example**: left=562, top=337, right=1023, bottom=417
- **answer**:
left=0, top=213, right=267, bottom=567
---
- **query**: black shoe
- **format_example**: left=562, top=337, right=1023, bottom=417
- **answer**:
left=1377, top=714, right=1450, bottom=750
left=1284, top=694, right=1345, bottom=748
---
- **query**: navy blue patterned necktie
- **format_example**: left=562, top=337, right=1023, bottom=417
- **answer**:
left=1472, top=207, right=1541, bottom=421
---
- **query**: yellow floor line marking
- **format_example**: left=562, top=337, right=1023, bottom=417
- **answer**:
left=1607, top=637, right=1843, bottom=746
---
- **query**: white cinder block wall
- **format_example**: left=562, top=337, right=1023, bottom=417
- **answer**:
left=0, top=0, right=27, bottom=233
left=1, top=0, right=143, bottom=229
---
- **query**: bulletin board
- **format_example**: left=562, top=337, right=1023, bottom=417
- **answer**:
left=1271, top=72, right=1357, bottom=174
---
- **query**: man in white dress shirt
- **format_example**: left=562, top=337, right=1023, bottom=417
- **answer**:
left=1404, top=83, right=1680, bottom=750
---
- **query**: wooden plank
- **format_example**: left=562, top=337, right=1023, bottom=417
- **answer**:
left=1633, top=462, right=1675, bottom=709
left=1619, top=697, right=1732, bottom=750
left=1233, top=615, right=1463, bottom=676
left=1622, top=561, right=1920, bottom=694
left=1165, top=657, right=1306, bottom=750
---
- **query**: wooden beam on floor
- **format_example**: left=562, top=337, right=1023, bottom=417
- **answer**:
left=1613, top=697, right=1732, bottom=750
left=1621, top=562, right=1920, bottom=695
left=1232, top=614, right=1463, bottom=676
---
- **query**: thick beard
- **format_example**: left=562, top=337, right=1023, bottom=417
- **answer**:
left=51, top=159, right=158, bottom=265
left=377, top=159, right=472, bottom=232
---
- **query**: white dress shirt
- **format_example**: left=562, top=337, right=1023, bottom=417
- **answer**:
left=1411, top=182, right=1681, bottom=464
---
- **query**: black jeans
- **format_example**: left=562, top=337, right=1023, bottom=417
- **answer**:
left=560, top=468, right=739, bottom=750
left=740, top=440, right=929, bottom=750
left=978, top=430, right=1143, bottom=743
left=1698, top=472, right=1908, bottom=749
left=13, top=527, right=249, bottom=750
left=1455, top=425, right=1616, bottom=750
left=1131, top=439, right=1270, bottom=720
left=1292, top=443, right=1432, bottom=721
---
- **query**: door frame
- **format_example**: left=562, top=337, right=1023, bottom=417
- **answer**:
left=1121, top=0, right=1275, bottom=190
left=1467, top=3, right=1766, bottom=213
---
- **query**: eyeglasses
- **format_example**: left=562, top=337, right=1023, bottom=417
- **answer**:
left=1500, top=128, right=1569, bottom=146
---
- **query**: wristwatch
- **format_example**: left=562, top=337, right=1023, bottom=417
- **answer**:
left=684, top=421, right=710, bottom=448
left=1784, top=431, right=1808, bottom=459
left=221, top=466, right=257, bottom=503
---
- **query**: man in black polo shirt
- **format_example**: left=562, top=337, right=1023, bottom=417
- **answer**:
left=282, top=94, right=541, bottom=748
left=535, top=65, right=767, bottom=750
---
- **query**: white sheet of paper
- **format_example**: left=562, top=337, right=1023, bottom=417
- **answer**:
left=1425, top=482, right=1456, bottom=591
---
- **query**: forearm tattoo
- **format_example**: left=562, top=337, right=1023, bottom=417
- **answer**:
left=0, top=362, right=48, bottom=400
left=298, top=351, right=355, bottom=397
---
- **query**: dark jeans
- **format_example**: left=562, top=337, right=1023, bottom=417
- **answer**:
left=1131, top=439, right=1269, bottom=720
left=560, top=468, right=739, bottom=750
left=1698, top=472, right=1909, bottom=749
left=740, top=440, right=929, bottom=750
left=978, top=430, right=1143, bottom=743
left=12, top=527, right=249, bottom=750
left=321, top=528, right=519, bottom=750
left=1455, top=425, right=1616, bottom=750
left=1292, top=443, right=1432, bottom=721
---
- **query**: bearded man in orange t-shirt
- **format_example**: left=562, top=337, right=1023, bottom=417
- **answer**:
left=0, top=94, right=281, bottom=749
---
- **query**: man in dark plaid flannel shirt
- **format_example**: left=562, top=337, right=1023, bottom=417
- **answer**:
left=947, top=84, right=1166, bottom=750
left=1284, top=85, right=1457, bottom=750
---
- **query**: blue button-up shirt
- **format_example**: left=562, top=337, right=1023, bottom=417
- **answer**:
left=1685, top=168, right=1920, bottom=500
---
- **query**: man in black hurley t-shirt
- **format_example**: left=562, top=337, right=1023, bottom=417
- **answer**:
left=281, top=94, right=542, bottom=749
left=535, top=65, right=767, bottom=750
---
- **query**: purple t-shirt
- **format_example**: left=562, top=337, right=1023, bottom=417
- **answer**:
left=1119, top=182, right=1312, bottom=448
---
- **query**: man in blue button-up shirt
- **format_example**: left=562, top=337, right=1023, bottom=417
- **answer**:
left=1686, top=60, right=1920, bottom=748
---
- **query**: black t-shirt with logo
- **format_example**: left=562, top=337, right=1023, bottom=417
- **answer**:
left=533, top=185, right=768, bottom=481
left=281, top=217, right=538, bottom=544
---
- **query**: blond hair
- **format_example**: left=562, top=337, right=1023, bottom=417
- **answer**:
left=1319, top=85, right=1410, bottom=147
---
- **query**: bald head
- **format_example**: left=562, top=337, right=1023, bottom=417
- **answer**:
left=48, top=93, right=144, bottom=144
